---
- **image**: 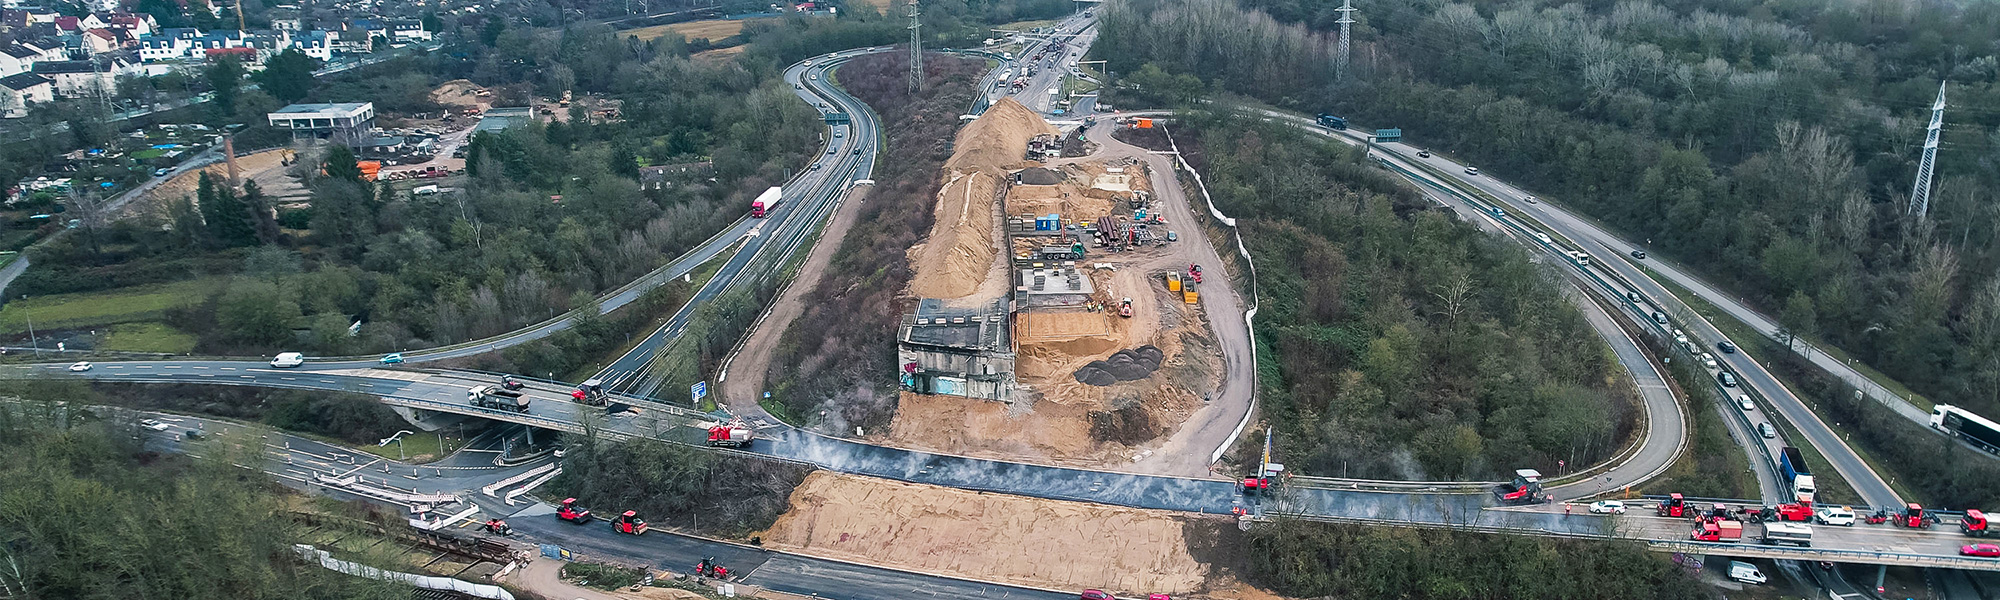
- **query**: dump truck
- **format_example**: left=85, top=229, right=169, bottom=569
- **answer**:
left=1038, top=243, right=1085, bottom=260
left=1760, top=522, right=1813, bottom=547
left=1692, top=519, right=1744, bottom=542
left=707, top=421, right=754, bottom=448
left=750, top=186, right=783, bottom=218
left=1493, top=469, right=1546, bottom=505
left=1166, top=271, right=1182, bottom=291
left=468, top=386, right=529, bottom=412
left=1779, top=446, right=1816, bottom=503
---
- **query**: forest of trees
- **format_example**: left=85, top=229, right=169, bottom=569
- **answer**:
left=14, top=23, right=823, bottom=357
left=1156, top=113, right=1632, bottom=480
left=0, top=401, right=413, bottom=599
left=1096, top=0, right=2000, bottom=421
left=1244, top=519, right=1709, bottom=599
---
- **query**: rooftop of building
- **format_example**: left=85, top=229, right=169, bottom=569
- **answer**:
left=899, top=298, right=1010, bottom=352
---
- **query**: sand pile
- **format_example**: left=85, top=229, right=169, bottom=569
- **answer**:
left=758, top=472, right=1213, bottom=595
left=944, top=98, right=1059, bottom=174
left=429, top=80, right=487, bottom=108
left=908, top=170, right=1000, bottom=299
left=1073, top=346, right=1165, bottom=386
left=1017, top=167, right=1062, bottom=185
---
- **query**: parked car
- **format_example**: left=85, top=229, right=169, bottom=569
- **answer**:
left=139, top=418, right=171, bottom=431
left=1589, top=500, right=1627, bottom=514
left=1081, top=590, right=1113, bottom=600
left=1719, top=372, right=1738, bottom=387
left=67, top=361, right=92, bottom=372
left=1738, top=395, right=1755, bottom=411
left=1961, top=543, right=2000, bottom=557
left=1718, top=341, right=1737, bottom=354
left=1701, top=352, right=1718, bottom=368
left=1816, top=506, right=1856, bottom=526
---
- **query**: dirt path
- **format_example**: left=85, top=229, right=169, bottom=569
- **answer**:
left=506, top=558, right=625, bottom=600
left=1059, top=126, right=1258, bottom=478
left=720, top=185, right=873, bottom=418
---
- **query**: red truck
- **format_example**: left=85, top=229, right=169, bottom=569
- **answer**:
left=751, top=186, right=783, bottom=218
left=1963, top=509, right=1991, bottom=537
left=1692, top=519, right=1744, bottom=542
left=708, top=422, right=754, bottom=448
left=1658, top=493, right=1691, bottom=518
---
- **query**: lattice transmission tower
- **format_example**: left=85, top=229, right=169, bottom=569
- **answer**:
left=1908, top=81, right=1946, bottom=220
left=907, top=1, right=924, bottom=93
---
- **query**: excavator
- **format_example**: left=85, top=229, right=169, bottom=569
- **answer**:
left=557, top=498, right=594, bottom=524
left=611, top=510, right=648, bottom=535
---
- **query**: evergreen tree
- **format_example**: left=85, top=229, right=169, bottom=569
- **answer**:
left=196, top=173, right=258, bottom=248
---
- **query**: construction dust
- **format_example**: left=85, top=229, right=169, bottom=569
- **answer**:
left=1073, top=345, right=1164, bottom=386
left=758, top=472, right=1216, bottom=596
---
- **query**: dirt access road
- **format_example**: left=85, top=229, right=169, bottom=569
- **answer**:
left=718, top=185, right=873, bottom=418
left=1053, top=124, right=1258, bottom=478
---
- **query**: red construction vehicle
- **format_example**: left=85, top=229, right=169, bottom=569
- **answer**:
left=571, top=378, right=607, bottom=406
left=481, top=519, right=513, bottom=536
left=1963, top=509, right=1991, bottom=537
left=707, top=420, right=754, bottom=448
left=693, top=557, right=731, bottom=580
left=1768, top=503, right=1814, bottom=522
left=557, top=498, right=593, bottom=524
left=1241, top=428, right=1284, bottom=495
left=500, top=375, right=526, bottom=391
left=1493, top=469, right=1546, bottom=505
left=1865, top=509, right=1891, bottom=525
left=1118, top=298, right=1132, bottom=318
left=1188, top=264, right=1203, bottom=284
left=1657, top=493, right=1690, bottom=518
left=1897, top=503, right=1935, bottom=529
left=1691, top=518, right=1743, bottom=543
left=611, top=510, right=648, bottom=535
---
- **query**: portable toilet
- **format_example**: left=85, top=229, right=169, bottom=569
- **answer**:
left=1166, top=271, right=1182, bottom=291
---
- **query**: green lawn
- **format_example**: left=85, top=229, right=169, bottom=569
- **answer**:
left=0, top=278, right=222, bottom=334
left=131, top=149, right=168, bottom=159
left=98, top=322, right=198, bottom=353
left=355, top=430, right=466, bottom=463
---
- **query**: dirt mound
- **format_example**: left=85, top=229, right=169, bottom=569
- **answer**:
left=757, top=472, right=1214, bottom=595
left=884, top=391, right=1099, bottom=458
left=944, top=98, right=1058, bottom=174
left=429, top=79, right=487, bottom=108
left=1017, top=167, right=1062, bottom=185
left=1073, top=346, right=1164, bottom=386
left=907, top=170, right=1000, bottom=299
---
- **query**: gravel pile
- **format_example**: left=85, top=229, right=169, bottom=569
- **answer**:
left=1016, top=167, right=1062, bottom=185
left=1072, top=346, right=1164, bottom=386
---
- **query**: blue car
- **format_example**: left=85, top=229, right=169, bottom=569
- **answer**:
left=379, top=353, right=404, bottom=364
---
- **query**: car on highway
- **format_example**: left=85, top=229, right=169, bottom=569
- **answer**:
left=271, top=352, right=305, bottom=368
left=1081, top=590, right=1113, bottom=600
left=834, top=131, right=844, bottom=138
left=379, top=353, right=404, bottom=364
left=1719, top=371, right=1738, bottom=387
left=1701, top=352, right=1717, bottom=368
left=852, top=148, right=861, bottom=155
left=1630, top=249, right=1647, bottom=259
left=1962, top=543, right=2000, bottom=557
left=1653, top=312, right=1668, bottom=325
left=153, top=167, right=170, bottom=177
left=1464, top=166, right=1479, bottom=175
left=1815, top=506, right=1856, bottom=526
left=1589, top=500, right=1626, bottom=514
left=1524, top=195, right=1537, bottom=204
left=67, top=361, right=92, bottom=372
left=1758, top=423, right=1776, bottom=438
left=810, top=163, right=821, bottom=170
left=1738, top=395, right=1755, bottom=411
left=1417, top=150, right=1431, bottom=158
left=139, top=418, right=171, bottom=431
left=1718, top=341, right=1737, bottom=354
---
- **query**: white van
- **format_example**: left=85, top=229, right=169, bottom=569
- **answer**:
left=1728, top=561, right=1766, bottom=584
left=270, top=352, right=305, bottom=368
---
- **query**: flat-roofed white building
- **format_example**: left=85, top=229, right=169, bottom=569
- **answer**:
left=267, top=102, right=373, bottom=144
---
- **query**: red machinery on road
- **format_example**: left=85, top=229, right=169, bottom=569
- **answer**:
left=1241, top=428, right=1284, bottom=495
left=611, top=510, right=648, bottom=535
left=708, top=419, right=755, bottom=448
left=1963, top=509, right=1991, bottom=537
left=557, top=498, right=593, bottom=524
left=1493, top=469, right=1547, bottom=505
left=1658, top=493, right=1691, bottom=518
left=693, top=557, right=731, bottom=580
left=481, top=519, right=513, bottom=536
left=1188, top=264, right=1203, bottom=284
left=1897, top=504, right=1938, bottom=529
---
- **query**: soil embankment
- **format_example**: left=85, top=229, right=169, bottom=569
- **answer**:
left=906, top=98, right=1056, bottom=299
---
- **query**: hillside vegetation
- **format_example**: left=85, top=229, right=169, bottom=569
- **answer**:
left=1166, top=113, right=1633, bottom=480
left=1095, top=0, right=2000, bottom=422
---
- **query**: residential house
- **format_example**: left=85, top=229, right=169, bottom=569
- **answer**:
left=330, top=26, right=370, bottom=53
left=270, top=17, right=302, bottom=31
left=137, top=28, right=200, bottom=61
left=292, top=29, right=329, bottom=61
left=388, top=19, right=428, bottom=42
left=0, top=72, right=53, bottom=117
left=0, top=45, right=37, bottom=77
left=21, top=41, right=65, bottom=62
left=33, top=58, right=131, bottom=97
left=79, top=29, right=118, bottom=55
left=103, top=12, right=156, bottom=37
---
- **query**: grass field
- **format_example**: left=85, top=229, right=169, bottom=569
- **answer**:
left=99, top=322, right=199, bottom=353
left=0, top=278, right=221, bottom=334
left=621, top=18, right=770, bottom=42
left=693, top=45, right=748, bottom=61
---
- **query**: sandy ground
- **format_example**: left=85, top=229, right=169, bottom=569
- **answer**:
left=430, top=79, right=490, bottom=110
left=720, top=186, right=873, bottom=415
left=134, top=148, right=297, bottom=219
left=623, top=18, right=770, bottom=42
left=907, top=99, right=1057, bottom=299
left=757, top=472, right=1215, bottom=596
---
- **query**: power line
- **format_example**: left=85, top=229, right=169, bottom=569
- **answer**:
left=907, top=0, right=923, bottom=93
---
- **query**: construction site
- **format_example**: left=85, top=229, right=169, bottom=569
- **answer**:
left=893, top=98, right=1225, bottom=466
